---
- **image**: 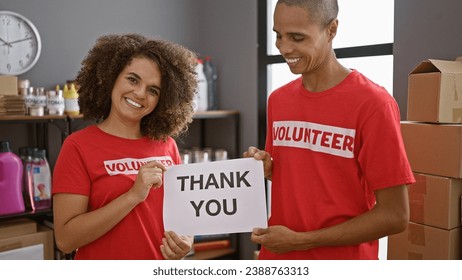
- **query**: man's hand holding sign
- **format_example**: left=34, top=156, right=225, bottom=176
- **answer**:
left=163, top=158, right=268, bottom=236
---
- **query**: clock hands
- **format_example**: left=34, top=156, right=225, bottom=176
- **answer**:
left=1, top=37, right=33, bottom=46
left=9, top=37, right=33, bottom=45
left=0, top=37, right=12, bottom=47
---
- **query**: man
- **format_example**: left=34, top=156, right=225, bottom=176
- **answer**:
left=244, top=0, right=414, bottom=259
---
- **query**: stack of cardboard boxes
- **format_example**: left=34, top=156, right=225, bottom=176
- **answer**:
left=388, top=57, right=462, bottom=259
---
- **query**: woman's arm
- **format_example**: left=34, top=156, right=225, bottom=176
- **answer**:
left=53, top=161, right=166, bottom=253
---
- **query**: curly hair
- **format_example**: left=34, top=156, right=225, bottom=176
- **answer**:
left=76, top=33, right=198, bottom=140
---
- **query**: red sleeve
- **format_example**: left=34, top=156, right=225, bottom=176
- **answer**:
left=52, top=137, right=91, bottom=196
left=169, top=137, right=182, bottom=165
left=358, top=100, right=415, bottom=190
left=265, top=95, right=274, bottom=154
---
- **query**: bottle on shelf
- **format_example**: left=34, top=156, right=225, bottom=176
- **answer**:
left=23, top=86, right=35, bottom=116
left=46, top=88, right=65, bottom=116
left=29, top=148, right=52, bottom=210
left=203, top=56, right=218, bottom=110
left=193, top=59, right=208, bottom=112
left=19, top=146, right=37, bottom=211
left=63, top=83, right=80, bottom=116
left=30, top=87, right=47, bottom=116
left=0, top=140, right=25, bottom=215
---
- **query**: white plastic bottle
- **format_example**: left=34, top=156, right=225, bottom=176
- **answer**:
left=194, top=59, right=208, bottom=112
left=203, top=56, right=218, bottom=110
left=24, top=87, right=35, bottom=115
left=30, top=148, right=52, bottom=210
left=46, top=89, right=65, bottom=115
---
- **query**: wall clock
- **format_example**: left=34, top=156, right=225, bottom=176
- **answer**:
left=0, top=11, right=42, bottom=75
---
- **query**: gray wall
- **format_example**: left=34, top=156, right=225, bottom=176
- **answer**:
left=0, top=0, right=258, bottom=155
left=393, top=0, right=462, bottom=120
left=0, top=0, right=201, bottom=88
left=0, top=0, right=258, bottom=259
left=4, top=0, right=462, bottom=261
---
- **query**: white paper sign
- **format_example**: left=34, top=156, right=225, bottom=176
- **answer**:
left=163, top=158, right=268, bottom=236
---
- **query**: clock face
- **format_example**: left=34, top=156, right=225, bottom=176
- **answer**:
left=0, top=11, right=41, bottom=75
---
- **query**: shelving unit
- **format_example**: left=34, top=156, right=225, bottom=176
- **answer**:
left=192, top=110, right=240, bottom=155
left=0, top=208, right=52, bottom=223
left=1, top=110, right=241, bottom=260
left=0, top=115, right=68, bottom=153
left=182, top=110, right=241, bottom=260
left=186, top=247, right=237, bottom=260
left=0, top=115, right=64, bottom=226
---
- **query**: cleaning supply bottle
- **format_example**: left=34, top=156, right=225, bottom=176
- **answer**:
left=0, top=140, right=25, bottom=215
left=203, top=56, right=218, bottom=110
left=194, top=59, right=208, bottom=112
left=30, top=148, right=52, bottom=210
left=64, top=83, right=80, bottom=115
left=19, top=147, right=36, bottom=210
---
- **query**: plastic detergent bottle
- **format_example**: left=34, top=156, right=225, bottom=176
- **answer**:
left=0, top=140, right=25, bottom=215
left=30, top=149, right=52, bottom=210
left=194, top=59, right=208, bottom=112
left=19, top=147, right=36, bottom=210
left=64, top=83, right=80, bottom=115
left=203, top=56, right=218, bottom=110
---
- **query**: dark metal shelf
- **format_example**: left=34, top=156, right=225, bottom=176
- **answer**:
left=0, top=208, right=53, bottom=222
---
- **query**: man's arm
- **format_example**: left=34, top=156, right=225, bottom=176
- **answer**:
left=251, top=185, right=409, bottom=254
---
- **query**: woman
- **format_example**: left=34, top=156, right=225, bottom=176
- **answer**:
left=53, top=33, right=198, bottom=260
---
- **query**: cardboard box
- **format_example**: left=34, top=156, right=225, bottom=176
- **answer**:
left=407, top=57, right=462, bottom=123
left=0, top=244, right=44, bottom=260
left=0, top=219, right=37, bottom=239
left=387, top=222, right=462, bottom=260
left=401, top=122, right=462, bottom=178
left=409, top=173, right=462, bottom=229
left=0, top=76, right=18, bottom=95
left=0, top=225, right=54, bottom=260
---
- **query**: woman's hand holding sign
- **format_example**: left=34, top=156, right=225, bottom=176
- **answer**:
left=130, top=161, right=166, bottom=203
left=160, top=231, right=193, bottom=259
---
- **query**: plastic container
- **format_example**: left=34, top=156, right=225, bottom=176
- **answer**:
left=29, top=149, right=52, bottom=210
left=29, top=87, right=46, bottom=117
left=19, top=147, right=36, bottom=210
left=203, top=56, right=218, bottom=110
left=0, top=140, right=25, bottom=215
left=23, top=86, right=35, bottom=115
left=194, top=59, right=208, bottom=112
left=64, top=83, right=80, bottom=115
left=46, top=89, right=65, bottom=115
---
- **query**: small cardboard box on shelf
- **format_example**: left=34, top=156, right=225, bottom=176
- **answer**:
left=407, top=57, right=462, bottom=123
left=0, top=76, right=18, bottom=96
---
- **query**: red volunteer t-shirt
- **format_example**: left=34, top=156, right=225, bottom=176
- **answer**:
left=52, top=125, right=181, bottom=259
left=260, top=70, right=415, bottom=260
